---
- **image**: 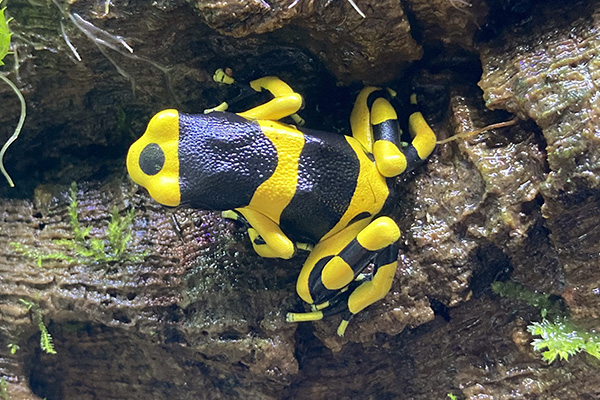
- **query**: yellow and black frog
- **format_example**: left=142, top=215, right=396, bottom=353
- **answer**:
left=126, top=70, right=436, bottom=336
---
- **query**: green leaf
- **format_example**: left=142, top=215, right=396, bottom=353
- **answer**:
left=18, top=298, right=34, bottom=310
left=0, top=4, right=12, bottom=65
left=7, top=342, right=19, bottom=354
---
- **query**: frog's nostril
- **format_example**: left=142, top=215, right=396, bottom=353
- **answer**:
left=139, top=143, right=165, bottom=176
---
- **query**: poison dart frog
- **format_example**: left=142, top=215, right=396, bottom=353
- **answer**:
left=126, top=70, right=437, bottom=336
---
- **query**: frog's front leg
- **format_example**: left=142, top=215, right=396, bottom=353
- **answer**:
left=287, top=216, right=400, bottom=336
left=210, top=69, right=305, bottom=124
left=224, top=209, right=314, bottom=254
left=225, top=207, right=296, bottom=259
left=237, top=76, right=304, bottom=123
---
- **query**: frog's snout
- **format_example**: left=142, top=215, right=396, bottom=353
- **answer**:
left=126, top=109, right=181, bottom=207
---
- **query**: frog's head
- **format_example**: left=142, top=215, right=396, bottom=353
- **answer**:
left=127, top=109, right=181, bottom=206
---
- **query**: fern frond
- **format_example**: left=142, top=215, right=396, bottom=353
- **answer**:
left=20, top=297, right=57, bottom=354
left=38, top=316, right=57, bottom=355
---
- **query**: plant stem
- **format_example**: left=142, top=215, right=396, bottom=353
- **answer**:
left=0, top=72, right=25, bottom=187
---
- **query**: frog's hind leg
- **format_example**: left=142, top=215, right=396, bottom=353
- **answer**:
left=350, top=87, right=437, bottom=178
left=287, top=216, right=400, bottom=336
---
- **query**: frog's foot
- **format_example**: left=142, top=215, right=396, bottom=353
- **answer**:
left=207, top=69, right=253, bottom=112
left=287, top=286, right=353, bottom=335
left=289, top=216, right=400, bottom=336
left=296, top=242, right=314, bottom=252
left=222, top=210, right=270, bottom=250
left=221, top=209, right=250, bottom=228
left=213, top=68, right=235, bottom=85
left=204, top=101, right=229, bottom=114
left=287, top=249, right=396, bottom=337
left=287, top=300, right=351, bottom=336
left=222, top=209, right=295, bottom=258
left=229, top=207, right=295, bottom=259
left=350, top=88, right=436, bottom=177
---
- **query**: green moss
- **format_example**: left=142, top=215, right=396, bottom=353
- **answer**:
left=19, top=298, right=56, bottom=355
left=67, top=181, right=91, bottom=243
left=12, top=182, right=145, bottom=266
left=528, top=318, right=600, bottom=364
left=107, top=205, right=137, bottom=258
left=491, top=280, right=561, bottom=318
left=492, top=280, right=600, bottom=364
left=0, top=377, right=7, bottom=400
left=10, top=242, right=75, bottom=267
left=57, top=321, right=91, bottom=334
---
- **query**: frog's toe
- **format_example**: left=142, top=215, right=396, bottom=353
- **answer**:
left=291, top=113, right=305, bottom=126
left=286, top=310, right=323, bottom=323
left=336, top=317, right=351, bottom=337
left=204, top=101, right=229, bottom=114
left=213, top=68, right=235, bottom=85
left=287, top=307, right=353, bottom=337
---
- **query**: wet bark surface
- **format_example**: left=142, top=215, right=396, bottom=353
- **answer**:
left=0, top=0, right=599, bottom=399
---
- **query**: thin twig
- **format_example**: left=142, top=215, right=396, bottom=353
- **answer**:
left=437, top=118, right=518, bottom=144
left=0, top=73, right=26, bottom=187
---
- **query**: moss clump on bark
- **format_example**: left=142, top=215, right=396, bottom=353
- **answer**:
left=12, top=182, right=145, bottom=266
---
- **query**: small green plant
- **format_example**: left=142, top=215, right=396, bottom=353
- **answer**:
left=10, top=242, right=75, bottom=268
left=490, top=280, right=561, bottom=318
left=492, top=280, right=600, bottom=364
left=447, top=393, right=458, bottom=400
left=528, top=318, right=600, bottom=364
left=19, top=298, right=56, bottom=355
left=0, top=377, right=8, bottom=400
left=0, top=0, right=10, bottom=63
left=0, top=0, right=26, bottom=187
left=7, top=343, right=19, bottom=355
left=12, top=182, right=145, bottom=265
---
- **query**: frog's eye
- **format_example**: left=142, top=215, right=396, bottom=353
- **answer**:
left=139, top=143, right=165, bottom=176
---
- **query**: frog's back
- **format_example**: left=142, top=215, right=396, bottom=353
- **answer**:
left=275, top=126, right=391, bottom=244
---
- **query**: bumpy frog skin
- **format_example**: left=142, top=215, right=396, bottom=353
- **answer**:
left=127, top=74, right=436, bottom=336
